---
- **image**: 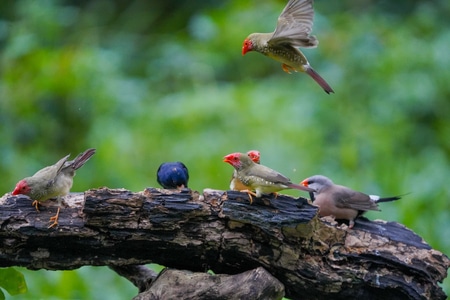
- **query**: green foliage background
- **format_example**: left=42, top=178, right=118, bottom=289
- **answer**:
left=1, top=0, right=449, bottom=298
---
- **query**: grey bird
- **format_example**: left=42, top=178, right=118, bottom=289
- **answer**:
left=301, top=175, right=402, bottom=228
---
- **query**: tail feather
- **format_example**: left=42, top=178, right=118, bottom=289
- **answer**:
left=71, top=148, right=96, bottom=170
left=305, top=67, right=334, bottom=94
left=375, top=195, right=402, bottom=204
left=287, top=183, right=315, bottom=193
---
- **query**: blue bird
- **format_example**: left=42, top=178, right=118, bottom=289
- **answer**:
left=157, top=162, right=189, bottom=190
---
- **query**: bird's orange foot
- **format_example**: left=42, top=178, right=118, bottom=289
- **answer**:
left=48, top=207, right=61, bottom=229
left=281, top=64, right=295, bottom=74
left=32, top=200, right=40, bottom=212
left=240, top=190, right=257, bottom=204
left=272, top=192, right=279, bottom=199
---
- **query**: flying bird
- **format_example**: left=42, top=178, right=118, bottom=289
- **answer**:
left=230, top=150, right=260, bottom=203
left=223, top=152, right=314, bottom=203
left=12, top=148, right=96, bottom=228
left=301, top=175, right=402, bottom=228
left=242, top=0, right=334, bottom=94
left=157, top=162, right=189, bottom=190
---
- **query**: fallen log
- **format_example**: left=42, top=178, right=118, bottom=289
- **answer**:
left=0, top=187, right=448, bottom=299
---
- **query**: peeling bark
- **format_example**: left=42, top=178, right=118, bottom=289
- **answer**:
left=134, top=267, right=284, bottom=300
left=0, top=187, right=448, bottom=300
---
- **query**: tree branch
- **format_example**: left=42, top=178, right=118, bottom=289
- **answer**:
left=133, top=267, right=284, bottom=300
left=109, top=265, right=157, bottom=293
left=0, top=188, right=448, bottom=299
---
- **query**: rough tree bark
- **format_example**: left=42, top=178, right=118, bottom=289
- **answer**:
left=0, top=187, right=448, bottom=300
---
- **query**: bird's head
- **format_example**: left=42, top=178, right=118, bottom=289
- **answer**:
left=301, top=175, right=333, bottom=193
left=223, top=152, right=242, bottom=168
left=242, top=38, right=254, bottom=55
left=246, top=150, right=260, bottom=164
left=12, top=179, right=31, bottom=195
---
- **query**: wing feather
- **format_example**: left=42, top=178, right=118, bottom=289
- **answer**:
left=247, top=164, right=291, bottom=185
left=269, top=0, right=318, bottom=48
left=332, top=186, right=380, bottom=211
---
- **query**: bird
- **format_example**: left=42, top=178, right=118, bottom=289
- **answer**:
left=157, top=162, right=189, bottom=190
left=301, top=175, right=402, bottom=228
left=242, top=0, right=334, bottom=94
left=223, top=152, right=314, bottom=203
left=230, top=150, right=261, bottom=192
left=12, top=148, right=96, bottom=228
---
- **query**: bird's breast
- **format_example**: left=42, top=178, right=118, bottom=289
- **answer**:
left=264, top=45, right=309, bottom=71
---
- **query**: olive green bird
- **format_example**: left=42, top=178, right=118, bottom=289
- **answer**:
left=223, top=152, right=314, bottom=202
left=12, top=148, right=96, bottom=228
left=242, top=0, right=334, bottom=94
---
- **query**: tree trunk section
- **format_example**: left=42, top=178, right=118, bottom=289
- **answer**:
left=0, top=187, right=448, bottom=300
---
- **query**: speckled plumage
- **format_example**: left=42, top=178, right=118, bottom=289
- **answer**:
left=224, top=152, right=314, bottom=198
left=230, top=150, right=260, bottom=191
left=242, top=0, right=333, bottom=93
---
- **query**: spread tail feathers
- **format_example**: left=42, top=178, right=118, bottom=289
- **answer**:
left=305, top=67, right=334, bottom=94
left=71, top=148, right=96, bottom=170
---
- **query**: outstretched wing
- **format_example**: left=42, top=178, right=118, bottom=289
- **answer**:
left=269, top=0, right=318, bottom=48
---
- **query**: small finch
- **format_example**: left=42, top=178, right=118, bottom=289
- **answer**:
left=223, top=152, right=314, bottom=202
left=229, top=150, right=261, bottom=203
left=242, top=0, right=333, bottom=94
left=301, top=175, right=402, bottom=228
left=230, top=150, right=261, bottom=191
left=12, top=148, right=96, bottom=228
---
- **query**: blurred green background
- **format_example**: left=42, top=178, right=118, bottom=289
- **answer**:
left=1, top=0, right=449, bottom=298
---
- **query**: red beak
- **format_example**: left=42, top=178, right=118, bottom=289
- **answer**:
left=301, top=179, right=309, bottom=187
left=223, top=154, right=234, bottom=164
left=242, top=39, right=252, bottom=55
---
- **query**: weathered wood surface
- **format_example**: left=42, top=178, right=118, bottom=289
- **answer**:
left=0, top=187, right=448, bottom=300
left=133, top=267, right=284, bottom=300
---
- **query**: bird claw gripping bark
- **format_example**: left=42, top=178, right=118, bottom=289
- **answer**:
left=32, top=200, right=40, bottom=212
left=48, top=207, right=60, bottom=229
left=240, top=190, right=258, bottom=204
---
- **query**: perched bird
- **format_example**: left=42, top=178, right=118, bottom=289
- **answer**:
left=157, top=162, right=189, bottom=190
left=230, top=150, right=261, bottom=192
left=12, top=148, right=96, bottom=228
left=223, top=152, right=314, bottom=202
left=242, top=0, right=334, bottom=94
left=301, top=175, right=402, bottom=228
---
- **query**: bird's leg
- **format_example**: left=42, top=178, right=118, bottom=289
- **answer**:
left=48, top=196, right=62, bottom=228
left=281, top=64, right=296, bottom=74
left=31, top=200, right=40, bottom=212
left=240, top=190, right=257, bottom=204
left=48, top=207, right=60, bottom=229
